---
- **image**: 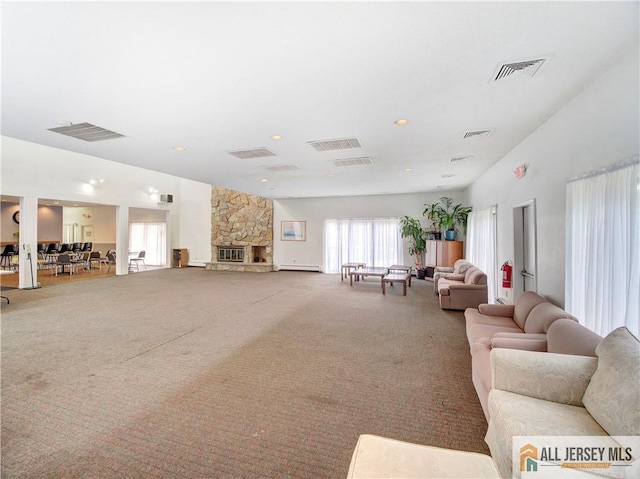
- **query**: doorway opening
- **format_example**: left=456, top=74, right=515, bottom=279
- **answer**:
left=513, top=199, right=537, bottom=300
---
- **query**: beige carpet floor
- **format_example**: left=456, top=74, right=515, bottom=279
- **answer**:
left=1, top=269, right=488, bottom=478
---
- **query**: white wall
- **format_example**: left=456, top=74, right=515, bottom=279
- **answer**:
left=1, top=137, right=212, bottom=270
left=175, top=179, right=212, bottom=266
left=274, top=190, right=469, bottom=270
left=468, top=46, right=639, bottom=306
left=1, top=202, right=63, bottom=242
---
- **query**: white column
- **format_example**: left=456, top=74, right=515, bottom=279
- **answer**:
left=115, top=205, right=129, bottom=275
left=18, top=197, right=39, bottom=289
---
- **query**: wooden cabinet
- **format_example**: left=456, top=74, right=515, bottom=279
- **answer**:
left=425, top=240, right=463, bottom=268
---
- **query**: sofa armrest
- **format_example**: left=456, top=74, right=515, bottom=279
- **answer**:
left=478, top=304, right=515, bottom=317
left=434, top=266, right=454, bottom=274
left=490, top=336, right=547, bottom=352
left=444, top=273, right=465, bottom=281
left=490, top=348, right=598, bottom=406
left=448, top=283, right=487, bottom=290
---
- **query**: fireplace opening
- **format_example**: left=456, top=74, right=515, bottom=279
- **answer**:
left=218, top=246, right=244, bottom=262
left=252, top=246, right=266, bottom=263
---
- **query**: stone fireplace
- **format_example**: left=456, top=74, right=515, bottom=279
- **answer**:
left=206, top=187, right=273, bottom=272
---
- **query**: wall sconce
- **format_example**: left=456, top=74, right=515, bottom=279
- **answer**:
left=513, top=164, right=528, bottom=179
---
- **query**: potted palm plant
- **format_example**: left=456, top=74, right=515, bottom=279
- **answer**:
left=400, top=215, right=427, bottom=279
left=434, top=197, right=472, bottom=241
left=423, top=202, right=442, bottom=240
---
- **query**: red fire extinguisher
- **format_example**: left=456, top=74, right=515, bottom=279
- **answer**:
left=501, top=261, right=512, bottom=289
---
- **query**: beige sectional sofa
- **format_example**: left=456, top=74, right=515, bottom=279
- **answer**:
left=486, top=326, right=639, bottom=478
left=438, top=265, right=488, bottom=310
left=465, top=291, right=597, bottom=419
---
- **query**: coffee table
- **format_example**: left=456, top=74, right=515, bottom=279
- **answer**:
left=349, top=267, right=388, bottom=287
left=341, top=262, right=366, bottom=281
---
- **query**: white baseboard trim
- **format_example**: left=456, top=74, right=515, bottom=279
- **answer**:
left=277, top=264, right=322, bottom=272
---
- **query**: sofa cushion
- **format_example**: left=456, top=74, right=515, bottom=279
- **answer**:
left=486, top=390, right=610, bottom=479
left=547, top=318, right=601, bottom=356
left=454, top=260, right=473, bottom=275
left=443, top=273, right=465, bottom=282
left=490, top=335, right=547, bottom=352
left=467, top=323, right=522, bottom=346
left=582, top=327, right=640, bottom=439
left=511, top=291, right=548, bottom=329
left=522, top=302, right=577, bottom=334
left=465, top=267, right=487, bottom=285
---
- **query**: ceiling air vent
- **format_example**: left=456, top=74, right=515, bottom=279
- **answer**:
left=493, top=58, right=546, bottom=81
left=263, top=164, right=300, bottom=172
left=450, top=155, right=473, bottom=163
left=228, top=148, right=277, bottom=160
left=331, top=157, right=374, bottom=167
left=308, top=137, right=362, bottom=152
left=48, top=122, right=125, bottom=142
left=463, top=129, right=493, bottom=139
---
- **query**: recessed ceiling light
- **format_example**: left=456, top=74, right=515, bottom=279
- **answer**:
left=394, top=119, right=409, bottom=126
left=404, top=168, right=412, bottom=172
left=89, top=178, right=104, bottom=185
left=173, top=146, right=186, bottom=152
left=271, top=135, right=282, bottom=141
left=261, top=179, right=268, bottom=183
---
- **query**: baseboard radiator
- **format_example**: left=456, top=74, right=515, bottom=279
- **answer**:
left=278, top=264, right=322, bottom=272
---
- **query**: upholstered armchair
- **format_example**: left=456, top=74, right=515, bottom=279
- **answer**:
left=438, top=267, right=488, bottom=310
left=433, top=259, right=472, bottom=295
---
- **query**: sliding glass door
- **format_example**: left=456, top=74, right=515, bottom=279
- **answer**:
left=324, top=218, right=402, bottom=274
left=129, top=222, right=167, bottom=266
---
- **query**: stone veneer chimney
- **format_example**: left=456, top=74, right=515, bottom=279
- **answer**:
left=205, top=186, right=274, bottom=272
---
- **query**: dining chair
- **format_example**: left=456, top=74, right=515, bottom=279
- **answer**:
left=45, top=243, right=59, bottom=260
left=106, top=252, right=117, bottom=273
left=1, top=245, right=17, bottom=268
left=129, top=250, right=146, bottom=270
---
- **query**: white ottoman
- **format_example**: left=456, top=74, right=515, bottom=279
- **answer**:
left=347, top=434, right=500, bottom=479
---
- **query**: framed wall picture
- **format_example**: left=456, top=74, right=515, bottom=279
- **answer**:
left=82, top=225, right=94, bottom=242
left=281, top=220, right=306, bottom=241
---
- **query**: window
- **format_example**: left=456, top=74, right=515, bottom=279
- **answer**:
left=466, top=206, right=498, bottom=303
left=324, top=218, right=402, bottom=274
left=129, top=222, right=167, bottom=266
left=565, top=158, right=639, bottom=336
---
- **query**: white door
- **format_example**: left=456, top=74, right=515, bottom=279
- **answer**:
left=513, top=200, right=537, bottom=299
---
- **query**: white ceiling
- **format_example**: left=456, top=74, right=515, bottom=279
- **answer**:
left=2, top=1, right=638, bottom=199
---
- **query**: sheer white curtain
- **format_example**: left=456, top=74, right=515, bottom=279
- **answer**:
left=466, top=206, right=497, bottom=304
left=565, top=158, right=639, bottom=337
left=129, top=222, right=167, bottom=266
left=324, top=218, right=402, bottom=274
